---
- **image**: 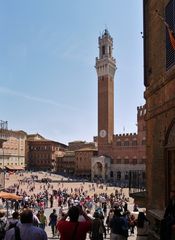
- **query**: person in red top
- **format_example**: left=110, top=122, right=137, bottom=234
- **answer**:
left=57, top=206, right=92, bottom=240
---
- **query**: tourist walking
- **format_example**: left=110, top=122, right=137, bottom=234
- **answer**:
left=6, top=211, right=20, bottom=230
left=49, top=194, right=53, bottom=208
left=57, top=205, right=91, bottom=240
left=49, top=209, right=57, bottom=237
left=0, top=210, right=7, bottom=240
left=90, top=211, right=106, bottom=240
left=109, top=208, right=128, bottom=240
left=4, top=209, right=47, bottom=240
left=128, top=213, right=136, bottom=235
left=136, top=212, right=149, bottom=240
left=39, top=210, right=47, bottom=230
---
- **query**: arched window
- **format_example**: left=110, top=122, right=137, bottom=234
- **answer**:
left=125, top=172, right=129, bottom=180
left=117, top=171, right=121, bottom=180
left=110, top=171, right=113, bottom=178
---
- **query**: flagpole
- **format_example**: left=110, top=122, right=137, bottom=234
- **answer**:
left=155, top=9, right=175, bottom=50
left=155, top=10, right=169, bottom=29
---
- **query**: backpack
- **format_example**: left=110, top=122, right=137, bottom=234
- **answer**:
left=0, top=219, right=6, bottom=240
left=14, top=226, right=21, bottom=240
left=8, top=221, right=18, bottom=230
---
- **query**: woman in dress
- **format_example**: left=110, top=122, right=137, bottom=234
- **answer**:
left=136, top=212, right=149, bottom=240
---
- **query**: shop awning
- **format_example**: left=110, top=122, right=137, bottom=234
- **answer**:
left=5, top=165, right=24, bottom=171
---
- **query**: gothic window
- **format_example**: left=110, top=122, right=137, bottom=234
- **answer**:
left=124, top=141, right=129, bottom=146
left=166, top=0, right=175, bottom=69
left=116, top=140, right=121, bottom=146
left=125, top=158, right=129, bottom=164
left=117, top=158, right=121, bottom=164
left=167, top=122, right=175, bottom=146
left=167, top=150, right=175, bottom=195
left=102, top=45, right=105, bottom=56
left=132, top=158, right=137, bottom=165
left=142, top=157, right=146, bottom=164
left=132, top=140, right=137, bottom=146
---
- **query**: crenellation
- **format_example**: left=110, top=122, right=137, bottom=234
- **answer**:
left=115, top=132, right=137, bottom=137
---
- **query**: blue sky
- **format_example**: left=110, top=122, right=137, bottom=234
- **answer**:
left=0, top=0, right=144, bottom=145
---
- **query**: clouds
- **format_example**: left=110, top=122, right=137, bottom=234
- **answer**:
left=0, top=0, right=144, bottom=144
left=0, top=86, right=77, bottom=111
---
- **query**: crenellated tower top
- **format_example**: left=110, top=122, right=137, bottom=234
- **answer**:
left=95, top=29, right=116, bottom=78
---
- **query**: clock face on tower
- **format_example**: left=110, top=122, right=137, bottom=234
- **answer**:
left=99, top=129, right=107, bottom=138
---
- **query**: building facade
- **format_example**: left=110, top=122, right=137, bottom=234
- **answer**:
left=56, top=151, right=75, bottom=175
left=75, top=148, right=98, bottom=177
left=92, top=30, right=146, bottom=185
left=56, top=141, right=97, bottom=177
left=0, top=124, right=27, bottom=169
left=143, top=0, right=175, bottom=238
left=27, top=135, right=67, bottom=171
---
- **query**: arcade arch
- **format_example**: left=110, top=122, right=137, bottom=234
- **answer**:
left=165, top=119, right=175, bottom=203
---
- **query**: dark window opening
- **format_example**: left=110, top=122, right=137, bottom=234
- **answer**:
left=110, top=171, right=113, bottom=178
left=102, top=45, right=105, bottom=56
left=125, top=172, right=129, bottom=180
left=117, top=171, right=121, bottom=180
left=166, top=0, right=175, bottom=69
left=109, top=46, right=111, bottom=56
left=132, top=140, right=137, bottom=146
left=124, top=141, right=129, bottom=146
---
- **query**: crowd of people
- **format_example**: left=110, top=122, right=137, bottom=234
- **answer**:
left=0, top=204, right=150, bottom=240
left=0, top=172, right=175, bottom=240
left=0, top=172, right=152, bottom=240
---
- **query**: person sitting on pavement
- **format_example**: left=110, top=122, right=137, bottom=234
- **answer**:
left=4, top=209, right=47, bottom=240
left=57, top=205, right=92, bottom=240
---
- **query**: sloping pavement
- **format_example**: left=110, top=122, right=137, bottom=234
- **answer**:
left=44, top=206, right=137, bottom=240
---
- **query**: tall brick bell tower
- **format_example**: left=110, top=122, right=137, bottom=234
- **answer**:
left=95, top=29, right=116, bottom=151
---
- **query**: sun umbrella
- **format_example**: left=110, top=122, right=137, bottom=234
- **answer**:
left=0, top=191, right=22, bottom=200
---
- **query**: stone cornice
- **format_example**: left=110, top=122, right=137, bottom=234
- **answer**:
left=146, top=97, right=175, bottom=120
left=145, top=66, right=175, bottom=99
